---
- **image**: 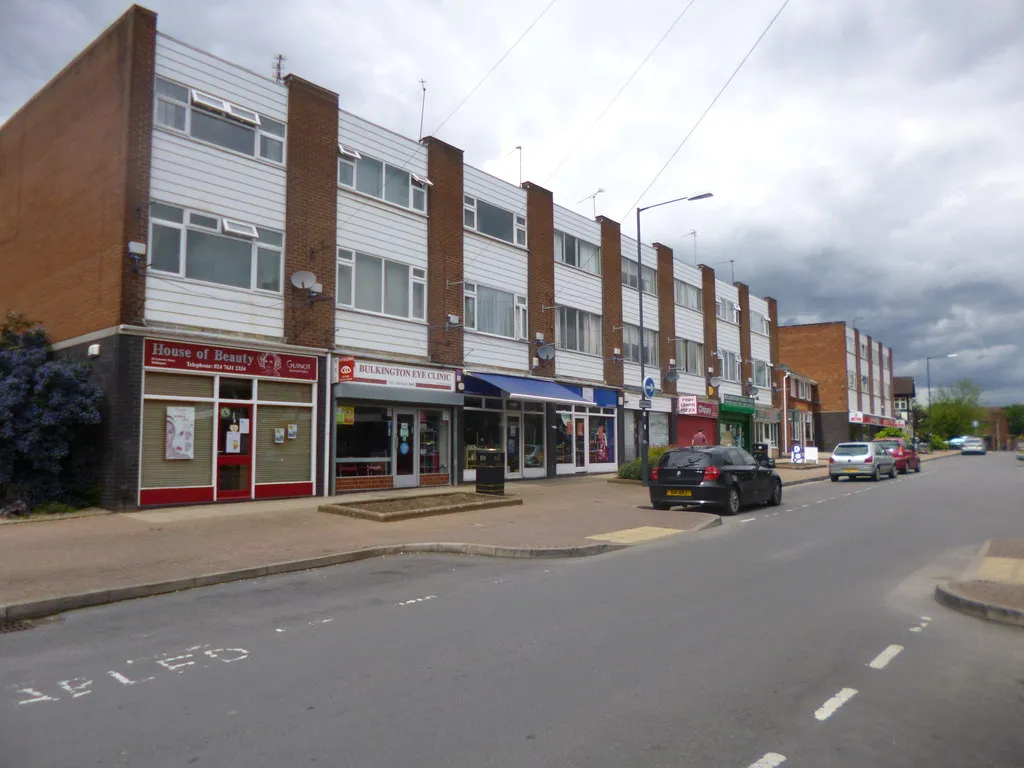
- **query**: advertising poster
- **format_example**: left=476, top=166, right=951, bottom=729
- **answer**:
left=165, top=406, right=195, bottom=460
left=287, top=424, right=298, bottom=440
left=274, top=428, right=285, bottom=444
left=225, top=431, right=242, bottom=454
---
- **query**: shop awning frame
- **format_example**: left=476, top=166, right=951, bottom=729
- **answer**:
left=464, top=372, right=593, bottom=406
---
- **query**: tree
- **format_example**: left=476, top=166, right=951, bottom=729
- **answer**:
left=1004, top=404, right=1024, bottom=436
left=0, top=313, right=103, bottom=513
left=875, top=426, right=909, bottom=439
left=928, top=379, right=985, bottom=439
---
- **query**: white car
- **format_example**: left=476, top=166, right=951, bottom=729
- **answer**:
left=961, top=437, right=987, bottom=455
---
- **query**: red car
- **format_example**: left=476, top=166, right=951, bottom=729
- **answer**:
left=871, top=437, right=921, bottom=474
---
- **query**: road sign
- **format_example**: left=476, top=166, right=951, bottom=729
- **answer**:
left=638, top=399, right=653, bottom=409
left=642, top=376, right=656, bottom=399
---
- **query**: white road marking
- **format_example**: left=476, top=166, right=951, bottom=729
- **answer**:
left=843, top=492, right=853, bottom=497
left=909, top=617, right=931, bottom=632
left=815, top=500, right=825, bottom=504
left=107, top=670, right=155, bottom=686
left=921, top=615, right=932, bottom=621
left=785, top=508, right=795, bottom=512
left=868, top=644, right=904, bottom=669
left=814, top=688, right=858, bottom=721
left=397, top=595, right=437, bottom=606
left=909, top=626, right=922, bottom=632
left=800, top=504, right=809, bottom=508
left=748, top=753, right=787, bottom=768
left=740, top=517, right=757, bottom=522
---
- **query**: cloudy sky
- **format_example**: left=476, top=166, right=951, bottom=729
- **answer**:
left=4, top=0, right=1023, bottom=404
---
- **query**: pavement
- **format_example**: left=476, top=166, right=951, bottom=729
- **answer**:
left=2, top=451, right=1021, bottom=767
left=936, top=537, right=1024, bottom=627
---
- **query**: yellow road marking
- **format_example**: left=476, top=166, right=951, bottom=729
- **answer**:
left=973, top=557, right=1024, bottom=584
left=587, top=526, right=683, bottom=544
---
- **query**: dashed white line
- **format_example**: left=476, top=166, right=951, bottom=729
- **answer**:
left=815, top=500, right=825, bottom=504
left=397, top=595, right=437, bottom=606
left=843, top=492, right=853, bottom=497
left=740, top=517, right=757, bottom=522
left=868, top=644, right=904, bottom=670
left=748, top=753, right=787, bottom=768
left=800, top=504, right=809, bottom=508
left=785, top=508, right=795, bottom=512
left=814, top=687, right=858, bottom=721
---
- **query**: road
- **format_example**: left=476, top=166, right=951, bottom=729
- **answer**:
left=3, top=453, right=1023, bottom=767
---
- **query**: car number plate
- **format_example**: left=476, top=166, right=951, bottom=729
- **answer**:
left=666, top=489, right=693, bottom=497
left=843, top=468, right=858, bottom=473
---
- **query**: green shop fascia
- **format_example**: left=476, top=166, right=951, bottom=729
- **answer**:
left=718, top=394, right=757, bottom=451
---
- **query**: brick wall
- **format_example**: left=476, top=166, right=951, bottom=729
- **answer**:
left=778, top=323, right=848, bottom=414
left=0, top=6, right=157, bottom=342
left=699, top=265, right=718, bottom=399
left=419, top=473, right=451, bottom=487
left=655, top=243, right=676, bottom=395
left=598, top=217, right=623, bottom=387
left=336, top=475, right=395, bottom=492
left=424, top=137, right=465, bottom=367
left=853, top=329, right=863, bottom=411
left=283, top=76, right=338, bottom=350
left=766, top=297, right=781, bottom=408
left=524, top=182, right=555, bottom=377
left=866, top=334, right=874, bottom=413
left=736, top=282, right=752, bottom=389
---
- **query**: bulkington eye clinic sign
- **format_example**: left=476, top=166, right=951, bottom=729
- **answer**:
left=335, top=357, right=456, bottom=391
left=145, top=339, right=318, bottom=381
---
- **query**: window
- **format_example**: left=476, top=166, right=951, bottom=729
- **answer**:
left=464, top=409, right=504, bottom=469
left=154, top=78, right=285, bottom=164
left=336, top=249, right=425, bottom=320
left=623, top=324, right=658, bottom=366
left=754, top=420, right=779, bottom=449
left=848, top=370, right=857, bottom=390
left=797, top=380, right=810, bottom=399
left=554, top=231, right=600, bottom=275
left=641, top=265, right=658, bottom=296
left=463, top=197, right=526, bottom=246
left=589, top=415, right=615, bottom=464
left=621, top=257, right=639, bottom=290
left=149, top=202, right=282, bottom=292
left=716, top=297, right=739, bottom=323
left=717, top=350, right=739, bottom=381
left=881, top=353, right=889, bottom=369
left=463, top=282, right=526, bottom=339
left=750, top=310, right=770, bottom=335
left=337, top=151, right=427, bottom=213
left=861, top=374, right=870, bottom=390
left=859, top=341, right=868, bottom=358
left=674, top=338, right=704, bottom=375
left=555, top=306, right=602, bottom=355
left=846, top=336, right=855, bottom=354
left=674, top=280, right=703, bottom=311
left=335, top=406, right=393, bottom=478
left=753, top=360, right=770, bottom=388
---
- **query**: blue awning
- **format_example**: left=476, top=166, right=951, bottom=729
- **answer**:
left=465, top=372, right=593, bottom=405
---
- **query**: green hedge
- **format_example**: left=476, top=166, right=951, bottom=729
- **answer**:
left=617, top=445, right=673, bottom=480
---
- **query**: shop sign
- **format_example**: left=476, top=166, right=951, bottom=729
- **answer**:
left=335, top=357, right=455, bottom=391
left=849, top=411, right=864, bottom=423
left=145, top=339, right=318, bottom=381
left=722, top=394, right=756, bottom=409
left=677, top=395, right=719, bottom=419
left=756, top=407, right=782, bottom=423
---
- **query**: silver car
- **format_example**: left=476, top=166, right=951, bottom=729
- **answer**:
left=961, top=437, right=987, bottom=455
left=829, top=442, right=897, bottom=481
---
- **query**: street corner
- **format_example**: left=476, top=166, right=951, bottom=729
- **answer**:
left=934, top=538, right=1024, bottom=629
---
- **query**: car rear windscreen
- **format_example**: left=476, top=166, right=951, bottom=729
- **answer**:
left=834, top=444, right=869, bottom=456
left=662, top=450, right=712, bottom=468
left=873, top=441, right=898, bottom=451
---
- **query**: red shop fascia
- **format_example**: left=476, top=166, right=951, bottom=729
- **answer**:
left=675, top=395, right=720, bottom=446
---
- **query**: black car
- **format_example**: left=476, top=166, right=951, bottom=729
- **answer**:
left=649, top=446, right=782, bottom=515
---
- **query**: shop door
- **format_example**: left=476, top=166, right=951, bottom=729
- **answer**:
left=574, top=416, right=588, bottom=473
left=217, top=404, right=253, bottom=500
left=506, top=414, right=522, bottom=479
left=394, top=410, right=418, bottom=488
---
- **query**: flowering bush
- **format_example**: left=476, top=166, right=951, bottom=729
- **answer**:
left=0, top=313, right=103, bottom=513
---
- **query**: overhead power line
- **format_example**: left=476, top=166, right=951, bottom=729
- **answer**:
left=622, top=0, right=794, bottom=220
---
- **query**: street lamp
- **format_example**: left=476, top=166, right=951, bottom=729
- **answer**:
left=636, top=192, right=713, bottom=486
left=925, top=352, right=958, bottom=428
left=778, top=364, right=792, bottom=453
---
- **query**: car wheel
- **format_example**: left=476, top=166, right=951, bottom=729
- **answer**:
left=722, top=487, right=741, bottom=516
left=914, top=461, right=921, bottom=473
left=769, top=481, right=783, bottom=507
left=899, top=465, right=908, bottom=475
left=872, top=467, right=880, bottom=482
left=652, top=501, right=672, bottom=510
left=830, top=475, right=839, bottom=482
left=889, top=465, right=897, bottom=479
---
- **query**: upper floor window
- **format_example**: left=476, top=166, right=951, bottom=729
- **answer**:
left=848, top=370, right=857, bottom=390
left=753, top=359, right=770, bottom=388
left=717, top=350, right=739, bottom=382
left=881, top=353, right=889, bottom=369
left=846, top=336, right=855, bottom=354
left=716, top=298, right=739, bottom=323
left=796, top=379, right=811, bottom=400
left=464, top=282, right=527, bottom=339
left=154, top=78, right=285, bottom=164
left=620, top=258, right=656, bottom=295
left=859, top=341, right=868, bottom=358
left=860, top=374, right=870, bottom=390
left=149, top=202, right=282, bottom=292
left=674, top=338, right=704, bottom=375
left=750, top=310, right=770, bottom=335
left=464, top=197, right=526, bottom=246
left=623, top=324, right=658, bottom=366
left=554, top=231, right=600, bottom=275
left=555, top=306, right=602, bottom=355
left=674, top=280, right=702, bottom=311
left=336, top=249, right=425, bottom=321
left=338, top=147, right=427, bottom=213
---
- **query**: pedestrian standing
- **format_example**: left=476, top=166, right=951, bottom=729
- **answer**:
left=691, top=428, right=708, bottom=446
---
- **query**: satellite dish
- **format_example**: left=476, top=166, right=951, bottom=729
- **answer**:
left=664, top=369, right=679, bottom=383
left=747, top=386, right=759, bottom=397
left=709, top=376, right=723, bottom=387
left=290, top=271, right=318, bottom=290
left=536, top=344, right=556, bottom=361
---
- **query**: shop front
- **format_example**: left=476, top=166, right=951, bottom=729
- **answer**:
left=718, top=394, right=756, bottom=452
left=753, top=406, right=782, bottom=457
left=676, top=395, right=719, bottom=447
left=463, top=373, right=618, bottom=479
left=139, top=338, right=321, bottom=506
left=848, top=411, right=898, bottom=441
left=623, top=393, right=673, bottom=461
left=332, top=357, right=462, bottom=492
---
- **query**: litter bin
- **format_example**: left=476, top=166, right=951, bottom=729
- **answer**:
left=475, top=448, right=506, bottom=496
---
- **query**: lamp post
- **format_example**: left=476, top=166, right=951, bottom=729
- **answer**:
left=778, top=364, right=792, bottom=455
left=636, top=192, right=713, bottom=486
left=925, top=352, right=958, bottom=431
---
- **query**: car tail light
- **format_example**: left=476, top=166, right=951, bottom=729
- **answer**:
left=829, top=456, right=835, bottom=464
left=650, top=466, right=659, bottom=482
left=703, top=465, right=721, bottom=481
left=864, top=456, right=873, bottom=463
